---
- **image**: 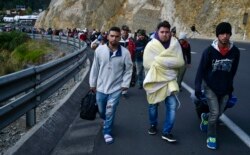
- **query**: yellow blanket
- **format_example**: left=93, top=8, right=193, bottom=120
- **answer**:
left=143, top=37, right=184, bottom=104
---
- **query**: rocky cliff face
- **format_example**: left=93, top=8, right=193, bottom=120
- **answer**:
left=35, top=0, right=250, bottom=39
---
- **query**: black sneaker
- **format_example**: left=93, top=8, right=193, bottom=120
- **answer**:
left=148, top=125, right=157, bottom=135
left=161, top=133, right=177, bottom=142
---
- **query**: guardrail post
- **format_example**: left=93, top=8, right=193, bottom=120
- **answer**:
left=32, top=32, right=35, bottom=39
left=73, top=37, right=76, bottom=47
left=59, top=35, right=61, bottom=44
left=26, top=108, right=36, bottom=128
left=78, top=39, right=81, bottom=49
left=74, top=71, right=80, bottom=82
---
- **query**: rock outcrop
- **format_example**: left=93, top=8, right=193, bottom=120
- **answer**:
left=35, top=0, right=250, bottom=39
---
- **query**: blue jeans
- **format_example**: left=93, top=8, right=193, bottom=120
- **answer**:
left=96, top=90, right=122, bottom=135
left=148, top=94, right=177, bottom=134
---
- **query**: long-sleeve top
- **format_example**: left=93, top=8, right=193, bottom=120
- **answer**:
left=195, top=40, right=240, bottom=95
left=89, top=43, right=133, bottom=94
left=120, top=37, right=136, bottom=62
left=135, top=38, right=148, bottom=62
left=179, top=39, right=191, bottom=64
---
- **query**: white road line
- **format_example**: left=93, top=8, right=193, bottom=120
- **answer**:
left=191, top=51, right=197, bottom=54
left=181, top=81, right=250, bottom=148
left=239, top=48, right=246, bottom=51
left=220, top=114, right=250, bottom=148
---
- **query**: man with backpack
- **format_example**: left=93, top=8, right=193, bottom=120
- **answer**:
left=195, top=22, right=240, bottom=149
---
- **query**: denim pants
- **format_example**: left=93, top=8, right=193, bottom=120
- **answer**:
left=96, top=90, right=122, bottom=135
left=135, top=61, right=144, bottom=86
left=204, top=83, right=228, bottom=138
left=148, top=94, right=177, bottom=134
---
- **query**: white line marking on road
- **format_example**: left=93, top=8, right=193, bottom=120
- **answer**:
left=181, top=81, right=250, bottom=148
left=220, top=114, right=250, bottom=148
left=191, top=51, right=197, bottom=54
left=239, top=48, right=246, bottom=51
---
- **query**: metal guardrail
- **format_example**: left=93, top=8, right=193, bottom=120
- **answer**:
left=0, top=34, right=88, bottom=130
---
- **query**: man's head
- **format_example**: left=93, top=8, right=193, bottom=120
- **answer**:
left=171, top=27, right=176, bottom=37
left=156, top=21, right=171, bottom=42
left=216, top=22, right=232, bottom=37
left=121, top=25, right=130, bottom=39
left=137, top=29, right=146, bottom=40
left=216, top=22, right=232, bottom=45
left=108, top=26, right=121, bottom=47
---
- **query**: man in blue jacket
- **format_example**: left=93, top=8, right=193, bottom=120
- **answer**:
left=195, top=22, right=240, bottom=149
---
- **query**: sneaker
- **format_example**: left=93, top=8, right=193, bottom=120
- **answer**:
left=104, top=134, right=114, bottom=144
left=161, top=133, right=177, bottom=143
left=207, top=137, right=217, bottom=149
left=200, top=113, right=208, bottom=132
left=148, top=125, right=157, bottom=135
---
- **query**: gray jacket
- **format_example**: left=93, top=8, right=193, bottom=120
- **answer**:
left=89, top=44, right=133, bottom=94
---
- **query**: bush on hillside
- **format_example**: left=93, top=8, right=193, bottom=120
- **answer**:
left=11, top=40, right=52, bottom=65
left=0, top=31, right=30, bottom=51
left=0, top=40, right=53, bottom=76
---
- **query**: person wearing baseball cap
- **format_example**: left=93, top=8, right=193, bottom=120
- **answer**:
left=195, top=22, right=240, bottom=149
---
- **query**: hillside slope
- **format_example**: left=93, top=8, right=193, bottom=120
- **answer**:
left=35, top=0, right=250, bottom=39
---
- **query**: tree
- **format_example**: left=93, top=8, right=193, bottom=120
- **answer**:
left=25, top=6, right=32, bottom=14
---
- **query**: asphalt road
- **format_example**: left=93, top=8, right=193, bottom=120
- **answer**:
left=51, top=39, right=250, bottom=155
left=92, top=38, right=250, bottom=155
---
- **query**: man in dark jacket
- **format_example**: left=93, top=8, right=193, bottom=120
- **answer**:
left=177, top=32, right=191, bottom=90
left=195, top=22, right=240, bottom=150
left=119, top=25, right=136, bottom=97
left=135, top=29, right=148, bottom=89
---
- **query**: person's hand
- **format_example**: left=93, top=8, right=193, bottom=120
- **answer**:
left=195, top=91, right=202, bottom=100
left=91, top=43, right=98, bottom=50
left=90, top=87, right=96, bottom=93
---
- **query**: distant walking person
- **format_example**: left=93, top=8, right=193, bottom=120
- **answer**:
left=195, top=22, right=240, bottom=149
left=135, top=29, right=148, bottom=89
left=119, top=25, right=136, bottom=97
left=89, top=26, right=133, bottom=144
left=177, top=32, right=191, bottom=90
left=190, top=24, right=199, bottom=38
left=143, top=21, right=184, bottom=142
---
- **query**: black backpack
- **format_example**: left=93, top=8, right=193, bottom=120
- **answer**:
left=80, top=91, right=98, bottom=120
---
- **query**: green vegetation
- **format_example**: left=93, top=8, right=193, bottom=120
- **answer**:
left=0, top=31, right=30, bottom=51
left=0, top=31, right=54, bottom=76
left=12, top=40, right=52, bottom=65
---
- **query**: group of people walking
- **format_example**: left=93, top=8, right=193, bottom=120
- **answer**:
left=89, top=21, right=240, bottom=150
